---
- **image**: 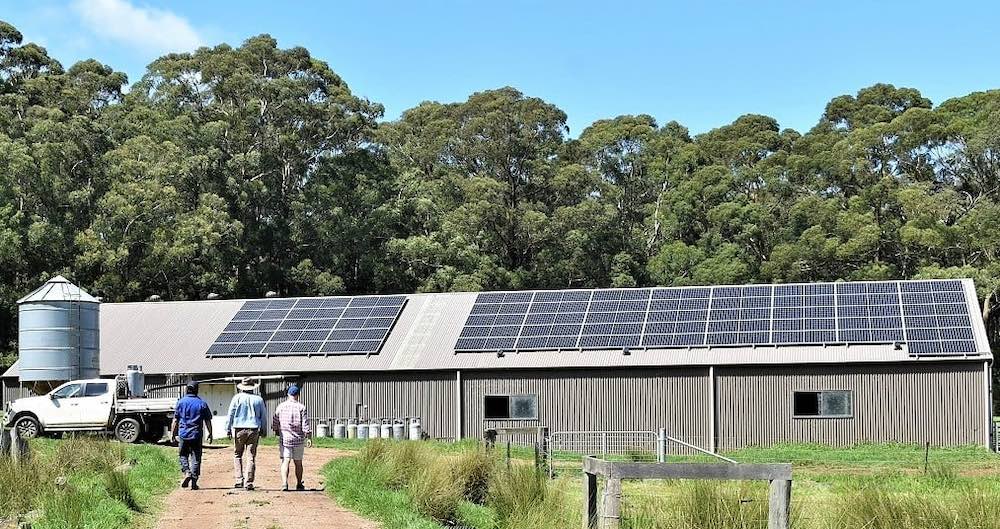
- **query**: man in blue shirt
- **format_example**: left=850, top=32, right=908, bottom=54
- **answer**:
left=225, top=377, right=266, bottom=490
left=171, top=382, right=213, bottom=490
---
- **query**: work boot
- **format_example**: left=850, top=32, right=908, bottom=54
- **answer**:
left=234, top=481, right=244, bottom=489
left=190, top=479, right=200, bottom=491
left=245, top=483, right=255, bottom=491
left=181, top=475, right=192, bottom=488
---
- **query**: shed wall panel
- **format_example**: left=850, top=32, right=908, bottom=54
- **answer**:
left=462, top=368, right=710, bottom=446
left=2, top=378, right=32, bottom=411
left=716, top=362, right=987, bottom=449
left=260, top=372, right=456, bottom=440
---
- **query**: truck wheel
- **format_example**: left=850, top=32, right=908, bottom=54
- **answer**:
left=14, top=416, right=40, bottom=439
left=115, top=418, right=142, bottom=444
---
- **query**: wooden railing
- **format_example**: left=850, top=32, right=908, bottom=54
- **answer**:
left=582, top=456, right=792, bottom=529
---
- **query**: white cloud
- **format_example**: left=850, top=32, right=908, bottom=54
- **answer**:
left=72, top=0, right=204, bottom=54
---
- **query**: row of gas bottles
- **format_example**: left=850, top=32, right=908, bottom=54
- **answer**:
left=316, top=417, right=423, bottom=441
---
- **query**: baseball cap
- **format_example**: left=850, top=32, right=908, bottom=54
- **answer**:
left=287, top=384, right=300, bottom=396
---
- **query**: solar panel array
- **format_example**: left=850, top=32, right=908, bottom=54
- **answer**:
left=454, top=280, right=980, bottom=356
left=207, top=295, right=407, bottom=357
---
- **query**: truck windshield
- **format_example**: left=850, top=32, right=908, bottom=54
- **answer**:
left=51, top=384, right=83, bottom=399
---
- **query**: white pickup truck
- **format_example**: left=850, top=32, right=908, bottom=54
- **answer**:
left=3, top=378, right=176, bottom=443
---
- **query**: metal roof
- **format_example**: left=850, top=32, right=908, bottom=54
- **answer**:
left=1, top=279, right=993, bottom=378
left=16, top=276, right=100, bottom=304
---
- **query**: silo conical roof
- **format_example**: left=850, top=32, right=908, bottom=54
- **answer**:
left=17, top=275, right=100, bottom=304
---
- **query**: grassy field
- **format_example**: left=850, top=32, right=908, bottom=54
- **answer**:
left=0, top=436, right=176, bottom=529
left=320, top=439, right=1000, bottom=529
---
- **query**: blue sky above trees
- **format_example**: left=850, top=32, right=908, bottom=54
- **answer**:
left=2, top=0, right=999, bottom=135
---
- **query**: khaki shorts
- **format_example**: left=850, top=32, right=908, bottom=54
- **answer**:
left=279, top=443, right=305, bottom=461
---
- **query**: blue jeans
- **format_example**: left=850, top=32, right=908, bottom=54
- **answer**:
left=178, top=437, right=204, bottom=478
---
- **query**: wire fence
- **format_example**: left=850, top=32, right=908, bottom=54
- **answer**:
left=549, top=430, right=659, bottom=460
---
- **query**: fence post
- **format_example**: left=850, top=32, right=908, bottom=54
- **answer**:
left=656, top=428, right=666, bottom=463
left=600, top=477, right=622, bottom=529
left=601, top=432, right=607, bottom=457
left=506, top=440, right=512, bottom=470
left=537, top=427, right=550, bottom=476
left=767, top=479, right=791, bottom=529
left=583, top=469, right=598, bottom=529
left=0, top=428, right=11, bottom=458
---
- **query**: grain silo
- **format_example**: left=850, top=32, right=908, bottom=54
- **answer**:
left=16, top=276, right=100, bottom=386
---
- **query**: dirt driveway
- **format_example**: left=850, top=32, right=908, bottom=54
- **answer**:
left=154, top=443, right=376, bottom=529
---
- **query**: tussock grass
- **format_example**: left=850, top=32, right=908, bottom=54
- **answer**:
left=622, top=481, right=769, bottom=529
left=0, top=436, right=175, bottom=528
left=828, top=486, right=1000, bottom=529
left=453, top=445, right=495, bottom=504
left=105, top=469, right=140, bottom=512
left=325, top=440, right=573, bottom=529
left=324, top=441, right=1000, bottom=529
left=407, top=457, right=465, bottom=522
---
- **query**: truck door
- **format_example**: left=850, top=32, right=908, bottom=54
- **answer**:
left=77, top=382, right=113, bottom=427
left=46, top=382, right=84, bottom=427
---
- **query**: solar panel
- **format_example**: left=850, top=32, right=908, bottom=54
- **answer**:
left=207, top=295, right=407, bottom=357
left=454, top=280, right=981, bottom=357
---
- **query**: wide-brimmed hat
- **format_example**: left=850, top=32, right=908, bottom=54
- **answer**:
left=236, top=377, right=258, bottom=391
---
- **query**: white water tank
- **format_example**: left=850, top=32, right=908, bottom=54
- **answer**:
left=17, top=276, right=100, bottom=383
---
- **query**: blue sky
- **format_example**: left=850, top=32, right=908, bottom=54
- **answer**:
left=3, top=0, right=999, bottom=135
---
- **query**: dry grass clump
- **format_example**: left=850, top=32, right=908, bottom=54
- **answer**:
left=0, top=436, right=147, bottom=527
left=352, top=439, right=572, bottom=528
left=453, top=445, right=496, bottom=504
left=622, top=481, right=768, bottom=529
left=829, top=486, right=1000, bottom=529
left=407, top=457, right=465, bottom=522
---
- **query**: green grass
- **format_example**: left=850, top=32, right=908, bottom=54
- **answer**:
left=324, top=456, right=440, bottom=529
left=0, top=436, right=177, bottom=529
left=320, top=440, right=1000, bottom=529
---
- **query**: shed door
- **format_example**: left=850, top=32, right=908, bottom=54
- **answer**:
left=200, top=383, right=236, bottom=437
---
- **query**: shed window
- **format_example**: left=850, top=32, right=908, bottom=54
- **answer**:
left=484, top=395, right=538, bottom=420
left=793, top=390, right=852, bottom=418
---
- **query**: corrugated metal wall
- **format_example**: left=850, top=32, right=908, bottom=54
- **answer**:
left=2, top=378, right=32, bottom=411
left=462, top=368, right=711, bottom=444
left=716, top=362, right=988, bottom=449
left=259, top=371, right=457, bottom=439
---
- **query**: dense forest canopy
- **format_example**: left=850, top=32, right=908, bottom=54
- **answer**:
left=0, top=21, right=998, bottom=365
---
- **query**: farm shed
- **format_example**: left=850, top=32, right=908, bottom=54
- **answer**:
left=2, top=279, right=993, bottom=449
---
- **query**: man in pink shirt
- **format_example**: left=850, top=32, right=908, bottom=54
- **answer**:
left=271, top=385, right=312, bottom=491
